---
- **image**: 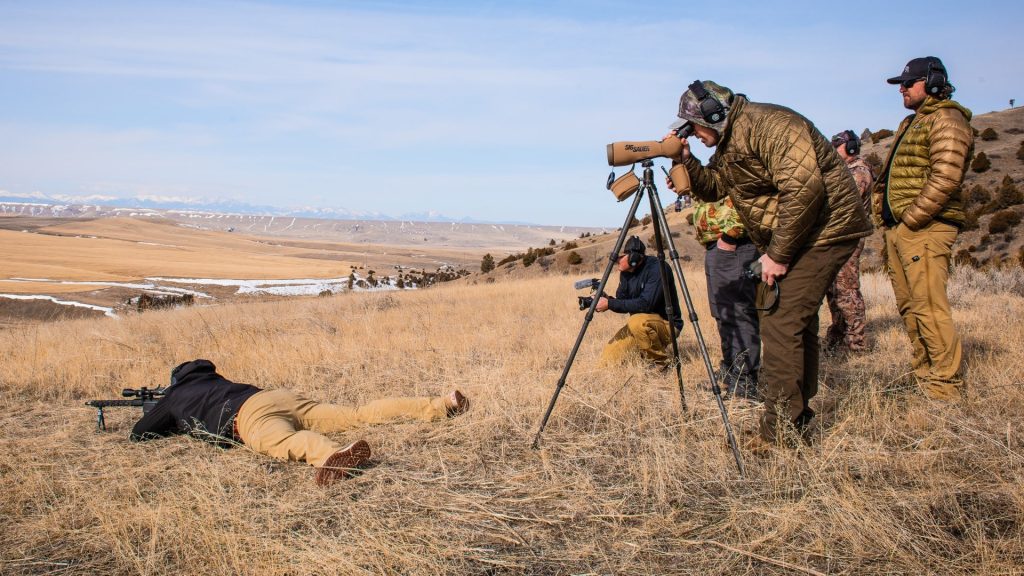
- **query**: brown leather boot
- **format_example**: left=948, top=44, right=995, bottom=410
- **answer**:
left=446, top=390, right=470, bottom=417
left=314, top=440, right=371, bottom=486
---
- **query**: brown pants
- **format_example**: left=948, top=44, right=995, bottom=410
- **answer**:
left=599, top=313, right=675, bottom=366
left=235, top=389, right=449, bottom=467
left=758, top=240, right=857, bottom=441
left=885, top=221, right=963, bottom=399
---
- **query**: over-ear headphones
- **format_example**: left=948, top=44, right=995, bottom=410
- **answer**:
left=689, top=80, right=727, bottom=124
left=624, top=236, right=645, bottom=268
left=925, top=61, right=947, bottom=96
left=832, top=130, right=861, bottom=156
left=842, top=130, right=860, bottom=155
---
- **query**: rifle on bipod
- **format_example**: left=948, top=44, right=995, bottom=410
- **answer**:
left=85, top=387, right=165, bottom=431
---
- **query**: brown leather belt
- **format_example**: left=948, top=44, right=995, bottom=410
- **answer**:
left=232, top=416, right=244, bottom=444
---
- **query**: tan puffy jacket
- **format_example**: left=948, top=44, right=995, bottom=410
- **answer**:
left=871, top=97, right=973, bottom=230
left=680, top=96, right=872, bottom=264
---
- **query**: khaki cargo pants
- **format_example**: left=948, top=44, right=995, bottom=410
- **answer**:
left=600, top=313, right=674, bottom=367
left=235, top=389, right=450, bottom=467
left=885, top=220, right=963, bottom=399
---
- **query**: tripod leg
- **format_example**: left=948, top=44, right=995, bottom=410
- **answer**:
left=645, top=187, right=687, bottom=414
left=647, top=180, right=745, bottom=477
left=531, top=188, right=647, bottom=449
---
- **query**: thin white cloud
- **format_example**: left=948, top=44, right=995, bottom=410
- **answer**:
left=0, top=1, right=1020, bottom=225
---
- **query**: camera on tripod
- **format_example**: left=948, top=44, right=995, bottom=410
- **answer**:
left=574, top=278, right=601, bottom=311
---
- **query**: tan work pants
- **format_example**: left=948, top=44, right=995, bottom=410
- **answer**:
left=600, top=313, right=674, bottom=366
left=235, top=389, right=449, bottom=467
left=885, top=220, right=963, bottom=399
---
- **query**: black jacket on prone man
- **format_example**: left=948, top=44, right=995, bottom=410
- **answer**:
left=597, top=236, right=682, bottom=366
left=128, top=359, right=468, bottom=486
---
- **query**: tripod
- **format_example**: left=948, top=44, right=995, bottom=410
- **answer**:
left=531, top=160, right=745, bottom=476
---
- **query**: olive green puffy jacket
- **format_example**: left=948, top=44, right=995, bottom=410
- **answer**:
left=680, top=96, right=872, bottom=264
left=871, top=97, right=973, bottom=230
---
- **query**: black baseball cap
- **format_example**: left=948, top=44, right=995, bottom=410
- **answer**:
left=887, top=56, right=946, bottom=85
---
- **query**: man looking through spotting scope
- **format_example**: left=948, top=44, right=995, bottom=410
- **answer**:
left=595, top=236, right=683, bottom=368
left=665, top=80, right=872, bottom=448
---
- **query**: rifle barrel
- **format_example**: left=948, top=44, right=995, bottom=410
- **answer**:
left=85, top=399, right=144, bottom=408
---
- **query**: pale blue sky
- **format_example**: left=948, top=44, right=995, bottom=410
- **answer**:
left=1, top=0, right=1020, bottom=226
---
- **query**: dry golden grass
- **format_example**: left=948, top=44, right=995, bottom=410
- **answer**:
left=1, top=266, right=1022, bottom=574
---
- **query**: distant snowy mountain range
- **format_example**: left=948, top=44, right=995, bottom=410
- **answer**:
left=0, top=191, right=482, bottom=223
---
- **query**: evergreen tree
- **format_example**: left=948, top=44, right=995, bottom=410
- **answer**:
left=481, top=253, right=495, bottom=273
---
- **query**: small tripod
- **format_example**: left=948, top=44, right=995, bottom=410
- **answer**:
left=531, top=160, right=745, bottom=476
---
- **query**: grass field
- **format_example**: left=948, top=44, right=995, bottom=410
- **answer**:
left=0, top=217, right=496, bottom=324
left=1, top=266, right=1022, bottom=574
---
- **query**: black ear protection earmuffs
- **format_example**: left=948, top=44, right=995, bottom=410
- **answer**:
left=842, top=130, right=860, bottom=155
left=688, top=80, right=727, bottom=125
left=925, top=61, right=948, bottom=96
left=624, top=236, right=646, bottom=268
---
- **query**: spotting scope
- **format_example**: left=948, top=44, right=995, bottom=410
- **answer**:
left=606, top=123, right=694, bottom=167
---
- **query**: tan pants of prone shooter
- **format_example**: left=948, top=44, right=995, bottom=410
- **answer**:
left=235, top=389, right=450, bottom=467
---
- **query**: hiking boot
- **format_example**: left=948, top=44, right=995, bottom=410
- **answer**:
left=793, top=407, right=815, bottom=431
left=314, top=440, right=371, bottom=486
left=446, top=390, right=470, bottom=417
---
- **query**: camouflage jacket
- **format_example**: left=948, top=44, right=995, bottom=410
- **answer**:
left=846, top=156, right=874, bottom=214
left=691, top=197, right=746, bottom=245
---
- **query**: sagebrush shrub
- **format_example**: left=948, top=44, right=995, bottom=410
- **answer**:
left=968, top=184, right=991, bottom=205
left=972, top=151, right=992, bottom=173
left=873, top=128, right=894, bottom=141
left=988, top=209, right=1022, bottom=233
left=949, top=264, right=1024, bottom=304
left=864, top=152, right=883, bottom=173
left=998, top=175, right=1023, bottom=207
left=963, top=211, right=979, bottom=231
left=522, top=249, right=537, bottom=267
left=980, top=127, right=999, bottom=141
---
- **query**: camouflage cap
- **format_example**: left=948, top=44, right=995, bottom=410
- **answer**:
left=668, top=80, right=735, bottom=132
left=830, top=130, right=854, bottom=147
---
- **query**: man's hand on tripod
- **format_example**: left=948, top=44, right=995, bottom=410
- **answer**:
left=596, top=296, right=610, bottom=312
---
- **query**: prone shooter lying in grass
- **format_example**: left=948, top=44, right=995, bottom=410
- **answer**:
left=128, top=359, right=468, bottom=486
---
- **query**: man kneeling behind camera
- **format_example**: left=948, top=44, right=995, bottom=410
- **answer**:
left=594, top=236, right=683, bottom=367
